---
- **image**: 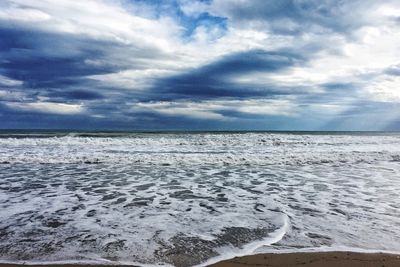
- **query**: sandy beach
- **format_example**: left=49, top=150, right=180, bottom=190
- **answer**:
left=0, top=251, right=399, bottom=267
left=210, top=251, right=400, bottom=267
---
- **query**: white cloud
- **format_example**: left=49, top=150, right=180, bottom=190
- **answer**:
left=88, top=65, right=181, bottom=90
left=366, top=75, right=400, bottom=102
left=0, top=75, right=23, bottom=86
left=5, top=102, right=84, bottom=114
left=132, top=99, right=297, bottom=120
left=134, top=101, right=227, bottom=120
left=0, top=90, right=26, bottom=101
left=235, top=99, right=297, bottom=116
left=0, top=7, right=51, bottom=22
left=0, top=0, right=182, bottom=51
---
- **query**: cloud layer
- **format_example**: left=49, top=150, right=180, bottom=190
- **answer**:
left=1, top=0, right=400, bottom=130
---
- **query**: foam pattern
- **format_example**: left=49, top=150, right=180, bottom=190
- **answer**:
left=0, top=133, right=399, bottom=266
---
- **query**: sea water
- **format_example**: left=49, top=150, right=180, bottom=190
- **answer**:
left=0, top=132, right=399, bottom=266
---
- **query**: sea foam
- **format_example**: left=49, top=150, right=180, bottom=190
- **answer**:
left=0, top=132, right=399, bottom=266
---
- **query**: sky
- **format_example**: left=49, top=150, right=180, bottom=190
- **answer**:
left=0, top=0, right=400, bottom=131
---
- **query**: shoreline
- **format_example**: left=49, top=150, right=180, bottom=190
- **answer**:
left=1, top=251, right=400, bottom=267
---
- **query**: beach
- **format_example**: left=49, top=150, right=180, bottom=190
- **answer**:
left=210, top=251, right=400, bottom=267
left=0, top=251, right=399, bottom=267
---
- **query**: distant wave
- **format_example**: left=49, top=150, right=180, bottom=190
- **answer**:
left=0, top=130, right=398, bottom=139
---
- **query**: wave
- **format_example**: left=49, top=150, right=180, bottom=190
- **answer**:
left=0, top=133, right=399, bottom=266
left=197, top=213, right=290, bottom=267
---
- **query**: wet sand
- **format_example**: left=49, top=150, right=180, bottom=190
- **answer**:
left=210, top=251, right=400, bottom=267
left=0, top=251, right=399, bottom=267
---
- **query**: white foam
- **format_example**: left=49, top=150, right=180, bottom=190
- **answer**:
left=196, top=214, right=290, bottom=267
left=0, top=133, right=400, bottom=266
left=0, top=133, right=399, bottom=165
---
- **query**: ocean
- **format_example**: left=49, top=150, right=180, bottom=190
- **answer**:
left=0, top=131, right=399, bottom=266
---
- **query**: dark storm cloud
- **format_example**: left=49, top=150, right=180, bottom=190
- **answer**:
left=151, top=49, right=309, bottom=100
left=0, top=22, right=168, bottom=116
left=0, top=27, right=130, bottom=89
left=0, top=24, right=138, bottom=123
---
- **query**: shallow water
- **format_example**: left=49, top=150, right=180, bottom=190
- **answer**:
left=0, top=132, right=399, bottom=266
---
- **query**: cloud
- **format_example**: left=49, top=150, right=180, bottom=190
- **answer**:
left=46, top=90, right=104, bottom=101
left=5, top=102, right=84, bottom=114
left=150, top=49, right=310, bottom=100
left=385, top=64, right=400, bottom=76
left=200, top=0, right=381, bottom=36
left=0, top=5, right=51, bottom=22
left=133, top=101, right=227, bottom=120
left=0, top=75, right=23, bottom=87
left=132, top=98, right=296, bottom=120
left=365, top=75, right=400, bottom=102
left=0, top=0, right=399, bottom=130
